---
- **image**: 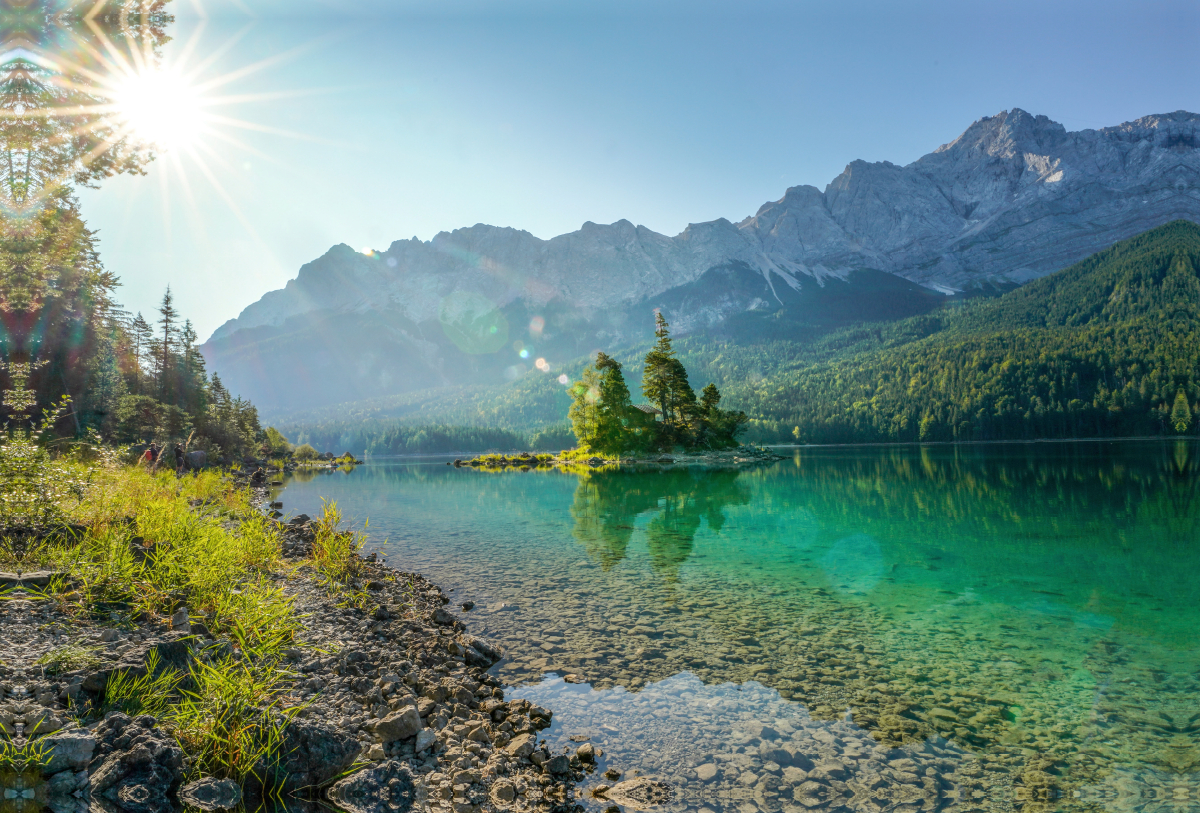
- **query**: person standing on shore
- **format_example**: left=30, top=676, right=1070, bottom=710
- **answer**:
left=174, top=443, right=185, bottom=476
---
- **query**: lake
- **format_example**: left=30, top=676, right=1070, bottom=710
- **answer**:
left=276, top=441, right=1200, bottom=812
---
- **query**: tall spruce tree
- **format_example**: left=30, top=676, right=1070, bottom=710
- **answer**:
left=156, top=288, right=177, bottom=401
left=643, top=311, right=677, bottom=421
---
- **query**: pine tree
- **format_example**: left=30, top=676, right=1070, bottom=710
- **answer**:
left=131, top=312, right=152, bottom=393
left=643, top=311, right=676, bottom=421
left=1171, top=389, right=1193, bottom=433
left=157, top=288, right=177, bottom=402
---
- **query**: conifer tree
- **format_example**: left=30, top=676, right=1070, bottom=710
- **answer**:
left=157, top=288, right=177, bottom=401
left=1171, top=389, right=1193, bottom=433
left=643, top=311, right=677, bottom=421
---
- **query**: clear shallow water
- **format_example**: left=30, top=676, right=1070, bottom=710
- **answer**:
left=278, top=441, right=1200, bottom=812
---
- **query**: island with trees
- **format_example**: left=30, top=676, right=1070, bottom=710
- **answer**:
left=455, top=312, right=780, bottom=469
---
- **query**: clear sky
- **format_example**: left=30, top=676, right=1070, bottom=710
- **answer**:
left=78, top=0, right=1200, bottom=341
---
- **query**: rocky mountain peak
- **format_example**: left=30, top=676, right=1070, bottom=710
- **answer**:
left=207, top=108, right=1200, bottom=347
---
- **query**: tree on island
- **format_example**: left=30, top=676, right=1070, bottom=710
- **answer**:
left=568, top=314, right=747, bottom=454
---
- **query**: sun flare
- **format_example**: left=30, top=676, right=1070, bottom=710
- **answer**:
left=112, top=68, right=204, bottom=149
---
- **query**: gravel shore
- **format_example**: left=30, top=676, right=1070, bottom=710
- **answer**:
left=0, top=496, right=593, bottom=813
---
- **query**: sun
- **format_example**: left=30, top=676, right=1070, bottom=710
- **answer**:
left=111, top=68, right=205, bottom=150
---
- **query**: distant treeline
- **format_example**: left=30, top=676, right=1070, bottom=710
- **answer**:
left=279, top=421, right=577, bottom=456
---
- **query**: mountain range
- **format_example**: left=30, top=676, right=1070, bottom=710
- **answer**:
left=201, top=108, right=1200, bottom=417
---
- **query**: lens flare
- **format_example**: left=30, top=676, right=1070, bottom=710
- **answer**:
left=557, top=374, right=570, bottom=385
left=535, top=358, right=549, bottom=371
left=519, top=348, right=529, bottom=359
left=529, top=316, right=545, bottom=338
left=112, top=68, right=203, bottom=149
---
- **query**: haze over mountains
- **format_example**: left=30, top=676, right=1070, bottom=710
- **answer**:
left=202, top=109, right=1200, bottom=416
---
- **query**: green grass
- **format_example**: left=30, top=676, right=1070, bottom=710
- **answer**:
left=105, top=648, right=299, bottom=784
left=0, top=735, right=49, bottom=772
left=50, top=468, right=299, bottom=658
left=35, top=643, right=103, bottom=675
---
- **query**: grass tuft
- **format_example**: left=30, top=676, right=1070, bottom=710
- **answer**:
left=35, top=643, right=103, bottom=675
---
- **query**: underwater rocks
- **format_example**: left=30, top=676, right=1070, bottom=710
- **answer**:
left=0, top=501, right=588, bottom=813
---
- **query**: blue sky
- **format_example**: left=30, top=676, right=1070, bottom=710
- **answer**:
left=79, top=0, right=1200, bottom=340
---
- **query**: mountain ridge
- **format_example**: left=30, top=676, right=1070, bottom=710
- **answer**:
left=202, top=108, right=1200, bottom=415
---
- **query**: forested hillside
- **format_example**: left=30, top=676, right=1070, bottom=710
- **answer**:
left=274, top=222, right=1200, bottom=448
left=727, top=220, right=1200, bottom=442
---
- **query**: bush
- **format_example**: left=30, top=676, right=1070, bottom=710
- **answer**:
left=293, top=443, right=318, bottom=460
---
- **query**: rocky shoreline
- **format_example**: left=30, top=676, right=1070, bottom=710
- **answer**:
left=453, top=446, right=786, bottom=471
left=0, top=483, right=604, bottom=813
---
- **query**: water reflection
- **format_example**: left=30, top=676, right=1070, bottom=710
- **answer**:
left=277, top=440, right=1200, bottom=811
left=570, top=469, right=749, bottom=576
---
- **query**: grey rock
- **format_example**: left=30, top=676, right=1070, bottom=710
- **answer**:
left=544, top=754, right=571, bottom=776
left=374, top=706, right=422, bottom=743
left=41, top=729, right=95, bottom=774
left=605, top=778, right=675, bottom=809
left=505, top=733, right=536, bottom=759
left=251, top=715, right=360, bottom=793
left=415, top=728, right=438, bottom=754
left=88, top=714, right=184, bottom=813
left=207, top=109, right=1200, bottom=413
left=326, top=760, right=418, bottom=813
left=179, top=778, right=242, bottom=811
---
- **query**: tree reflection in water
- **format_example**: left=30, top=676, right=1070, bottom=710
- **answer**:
left=570, top=469, right=750, bottom=576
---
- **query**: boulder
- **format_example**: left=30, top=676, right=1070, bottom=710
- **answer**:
left=250, top=715, right=360, bottom=793
left=186, top=450, right=207, bottom=470
left=326, top=760, right=418, bottom=813
left=88, top=713, right=184, bottom=813
left=41, top=728, right=96, bottom=774
left=374, top=706, right=421, bottom=743
left=179, top=777, right=242, bottom=811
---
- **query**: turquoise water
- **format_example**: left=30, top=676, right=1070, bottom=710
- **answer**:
left=278, top=441, right=1200, bottom=812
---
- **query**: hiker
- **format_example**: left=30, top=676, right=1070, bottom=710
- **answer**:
left=174, top=443, right=185, bottom=475
left=251, top=467, right=267, bottom=485
left=144, top=442, right=161, bottom=472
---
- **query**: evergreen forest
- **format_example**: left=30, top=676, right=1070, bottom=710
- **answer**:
left=0, top=9, right=266, bottom=460
left=271, top=220, right=1200, bottom=448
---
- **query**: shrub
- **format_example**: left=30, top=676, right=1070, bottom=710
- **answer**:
left=293, top=443, right=318, bottom=460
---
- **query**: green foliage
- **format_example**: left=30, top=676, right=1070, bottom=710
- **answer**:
left=642, top=311, right=678, bottom=421
left=1172, top=390, right=1193, bottom=433
left=103, top=649, right=183, bottom=720
left=568, top=365, right=602, bottom=450
left=104, top=648, right=297, bottom=784
left=729, top=221, right=1200, bottom=443
left=528, top=423, right=575, bottom=451
left=263, top=427, right=292, bottom=456
left=0, top=735, right=49, bottom=772
left=293, top=443, right=318, bottom=461
left=280, top=421, right=530, bottom=456
left=35, top=643, right=103, bottom=675
left=310, top=501, right=363, bottom=582
left=56, top=469, right=297, bottom=658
